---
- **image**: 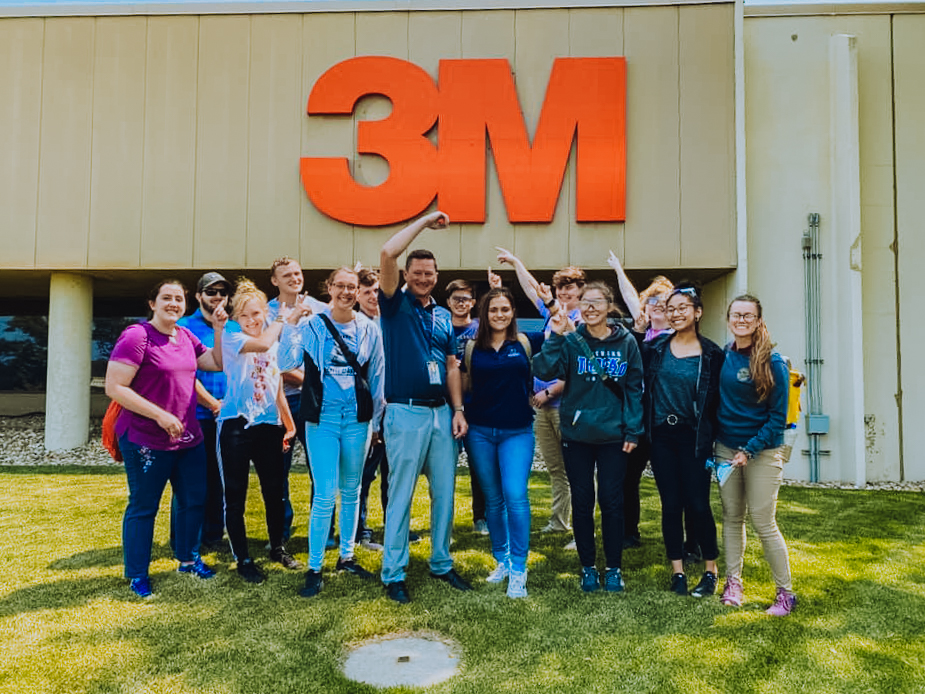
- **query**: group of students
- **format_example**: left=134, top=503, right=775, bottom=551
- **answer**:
left=105, top=210, right=796, bottom=616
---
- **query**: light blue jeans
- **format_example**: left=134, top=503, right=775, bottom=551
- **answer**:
left=465, top=424, right=534, bottom=572
left=305, top=395, right=371, bottom=572
left=381, top=403, right=457, bottom=584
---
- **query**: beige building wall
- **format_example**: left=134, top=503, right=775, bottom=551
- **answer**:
left=0, top=5, right=736, bottom=274
left=744, top=13, right=902, bottom=481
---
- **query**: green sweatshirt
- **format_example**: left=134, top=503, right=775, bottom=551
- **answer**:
left=533, top=323, right=644, bottom=445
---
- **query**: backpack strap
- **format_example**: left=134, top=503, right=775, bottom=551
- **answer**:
left=516, top=332, right=532, bottom=361
left=464, top=337, right=476, bottom=375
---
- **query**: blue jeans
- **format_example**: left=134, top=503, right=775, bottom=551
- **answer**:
left=381, top=403, right=457, bottom=584
left=120, top=434, right=206, bottom=578
left=465, top=424, right=534, bottom=572
left=305, top=397, right=371, bottom=571
left=561, top=439, right=626, bottom=570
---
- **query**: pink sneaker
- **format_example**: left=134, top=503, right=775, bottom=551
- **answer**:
left=766, top=588, right=797, bottom=616
left=720, top=576, right=744, bottom=607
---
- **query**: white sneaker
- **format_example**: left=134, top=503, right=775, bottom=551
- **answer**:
left=507, top=568, right=528, bottom=598
left=564, top=539, right=577, bottom=551
left=361, top=539, right=383, bottom=552
left=486, top=561, right=509, bottom=583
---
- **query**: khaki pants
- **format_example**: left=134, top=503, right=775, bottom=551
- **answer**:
left=715, top=441, right=793, bottom=591
left=534, top=406, right=571, bottom=531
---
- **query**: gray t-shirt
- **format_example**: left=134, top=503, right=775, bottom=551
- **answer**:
left=652, top=349, right=700, bottom=426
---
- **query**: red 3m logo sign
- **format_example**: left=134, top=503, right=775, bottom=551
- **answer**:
left=300, top=56, right=626, bottom=227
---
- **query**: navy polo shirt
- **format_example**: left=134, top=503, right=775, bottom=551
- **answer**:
left=379, top=287, right=455, bottom=401
left=462, top=332, right=545, bottom=429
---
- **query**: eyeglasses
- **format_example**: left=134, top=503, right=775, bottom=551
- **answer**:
left=579, top=299, right=608, bottom=310
left=450, top=296, right=474, bottom=304
left=665, top=304, right=694, bottom=316
left=730, top=312, right=758, bottom=323
left=202, top=287, right=228, bottom=297
left=332, top=283, right=358, bottom=292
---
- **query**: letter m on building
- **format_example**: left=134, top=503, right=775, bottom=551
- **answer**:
left=438, top=57, right=626, bottom=223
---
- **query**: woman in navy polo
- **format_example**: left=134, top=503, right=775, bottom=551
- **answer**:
left=462, top=287, right=543, bottom=598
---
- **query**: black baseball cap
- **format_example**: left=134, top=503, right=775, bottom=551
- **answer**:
left=196, top=272, right=230, bottom=293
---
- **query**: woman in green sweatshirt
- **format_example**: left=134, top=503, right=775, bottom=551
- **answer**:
left=533, top=282, right=644, bottom=594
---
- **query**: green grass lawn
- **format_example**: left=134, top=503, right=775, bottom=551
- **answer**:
left=1, top=465, right=924, bottom=694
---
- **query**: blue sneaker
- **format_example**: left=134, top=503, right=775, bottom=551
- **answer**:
left=178, top=557, right=216, bottom=579
left=130, top=577, right=153, bottom=598
left=580, top=566, right=600, bottom=593
left=603, top=567, right=625, bottom=593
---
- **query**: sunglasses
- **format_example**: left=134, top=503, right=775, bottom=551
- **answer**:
left=202, top=287, right=228, bottom=297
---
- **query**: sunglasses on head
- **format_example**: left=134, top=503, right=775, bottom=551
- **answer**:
left=203, top=287, right=228, bottom=297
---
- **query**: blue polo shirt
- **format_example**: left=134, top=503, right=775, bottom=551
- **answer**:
left=379, top=287, right=454, bottom=401
left=461, top=332, right=545, bottom=429
left=177, top=308, right=226, bottom=420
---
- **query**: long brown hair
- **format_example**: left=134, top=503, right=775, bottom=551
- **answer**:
left=728, top=294, right=775, bottom=402
left=474, top=287, right=518, bottom=350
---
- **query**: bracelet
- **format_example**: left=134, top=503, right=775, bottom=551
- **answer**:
left=274, top=313, right=285, bottom=323
left=454, top=405, right=464, bottom=413
left=544, top=388, right=551, bottom=399
left=544, top=299, right=556, bottom=309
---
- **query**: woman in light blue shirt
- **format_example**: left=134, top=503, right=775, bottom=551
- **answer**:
left=279, top=267, right=385, bottom=597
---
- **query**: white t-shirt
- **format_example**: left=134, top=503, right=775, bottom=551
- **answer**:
left=218, top=330, right=282, bottom=427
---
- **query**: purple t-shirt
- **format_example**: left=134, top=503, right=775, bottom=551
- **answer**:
left=110, top=321, right=207, bottom=451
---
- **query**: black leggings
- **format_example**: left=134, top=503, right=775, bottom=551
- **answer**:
left=218, top=418, right=286, bottom=561
left=561, top=439, right=626, bottom=569
left=649, top=424, right=718, bottom=562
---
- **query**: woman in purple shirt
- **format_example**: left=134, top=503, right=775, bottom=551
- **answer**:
left=106, top=280, right=226, bottom=598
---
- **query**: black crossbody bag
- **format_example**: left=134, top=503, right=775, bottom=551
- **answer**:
left=318, top=314, right=374, bottom=423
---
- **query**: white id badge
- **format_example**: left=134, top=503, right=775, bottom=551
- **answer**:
left=426, top=360, right=442, bottom=385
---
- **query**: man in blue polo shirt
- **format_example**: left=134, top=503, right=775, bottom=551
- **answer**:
left=176, top=271, right=231, bottom=551
left=379, top=211, right=472, bottom=604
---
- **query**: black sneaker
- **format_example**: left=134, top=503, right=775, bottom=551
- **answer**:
left=603, top=567, right=625, bottom=593
left=691, top=571, right=717, bottom=598
left=430, top=568, right=473, bottom=591
left=299, top=569, right=323, bottom=598
left=580, top=566, right=601, bottom=593
left=336, top=556, right=374, bottom=579
left=384, top=580, right=411, bottom=604
left=409, top=531, right=422, bottom=543
left=670, top=572, right=688, bottom=596
left=237, top=558, right=266, bottom=584
left=269, top=546, right=304, bottom=571
left=622, top=535, right=642, bottom=549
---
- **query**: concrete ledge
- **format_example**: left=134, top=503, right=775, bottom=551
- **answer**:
left=0, top=0, right=732, bottom=18
left=0, top=392, right=109, bottom=418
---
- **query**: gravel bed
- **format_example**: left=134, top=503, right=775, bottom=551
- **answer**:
left=1, top=415, right=923, bottom=492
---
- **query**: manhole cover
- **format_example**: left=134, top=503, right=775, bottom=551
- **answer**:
left=342, top=634, right=460, bottom=688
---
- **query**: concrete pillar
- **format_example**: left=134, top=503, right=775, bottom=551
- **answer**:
left=828, top=35, right=866, bottom=486
left=44, top=272, right=93, bottom=451
left=733, top=0, right=748, bottom=296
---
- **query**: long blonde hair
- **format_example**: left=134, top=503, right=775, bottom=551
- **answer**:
left=230, top=277, right=268, bottom=320
left=728, top=294, right=775, bottom=402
